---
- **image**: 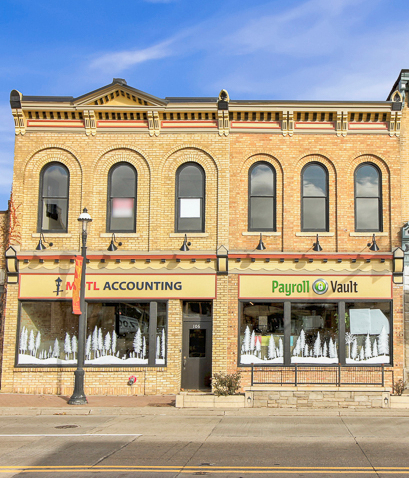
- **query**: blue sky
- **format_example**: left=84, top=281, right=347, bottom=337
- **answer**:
left=0, top=0, right=408, bottom=210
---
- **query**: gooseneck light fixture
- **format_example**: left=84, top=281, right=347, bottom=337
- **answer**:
left=68, top=208, right=92, bottom=406
left=255, top=233, right=266, bottom=251
left=107, top=233, right=122, bottom=251
left=312, top=234, right=322, bottom=252
left=35, top=233, right=53, bottom=251
left=367, top=234, right=379, bottom=252
left=180, top=234, right=191, bottom=251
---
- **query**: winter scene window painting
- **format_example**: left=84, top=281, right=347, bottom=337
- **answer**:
left=345, top=302, right=390, bottom=364
left=18, top=302, right=79, bottom=365
left=86, top=302, right=166, bottom=365
left=240, top=302, right=284, bottom=364
left=291, top=303, right=338, bottom=364
left=17, top=301, right=167, bottom=366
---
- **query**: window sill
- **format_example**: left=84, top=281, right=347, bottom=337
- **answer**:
left=169, top=233, right=209, bottom=238
left=32, top=233, right=72, bottom=238
left=295, top=232, right=334, bottom=237
left=100, top=233, right=140, bottom=238
left=349, top=232, right=388, bottom=237
left=242, top=232, right=281, bottom=236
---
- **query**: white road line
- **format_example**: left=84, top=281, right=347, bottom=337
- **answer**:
left=0, top=434, right=142, bottom=437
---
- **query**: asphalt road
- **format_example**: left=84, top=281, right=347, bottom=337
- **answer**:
left=1, top=412, right=409, bottom=477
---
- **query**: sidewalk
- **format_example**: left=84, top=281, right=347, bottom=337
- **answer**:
left=0, top=393, right=177, bottom=416
left=2, top=392, right=409, bottom=416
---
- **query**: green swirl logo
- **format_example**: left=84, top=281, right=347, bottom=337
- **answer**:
left=312, top=278, right=328, bottom=295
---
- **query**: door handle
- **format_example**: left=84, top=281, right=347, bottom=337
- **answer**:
left=183, top=356, right=186, bottom=367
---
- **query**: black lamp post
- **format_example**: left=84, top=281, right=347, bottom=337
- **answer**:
left=68, top=208, right=92, bottom=405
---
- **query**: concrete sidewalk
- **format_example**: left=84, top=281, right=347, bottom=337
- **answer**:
left=2, top=392, right=409, bottom=416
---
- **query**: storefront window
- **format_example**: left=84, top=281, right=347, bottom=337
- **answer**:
left=86, top=302, right=166, bottom=365
left=240, top=302, right=284, bottom=364
left=18, top=302, right=79, bottom=365
left=291, top=303, right=338, bottom=364
left=17, top=301, right=166, bottom=366
left=345, top=302, right=390, bottom=364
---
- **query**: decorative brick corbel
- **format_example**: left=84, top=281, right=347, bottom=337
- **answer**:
left=395, top=111, right=402, bottom=137
left=147, top=111, right=155, bottom=136
left=89, top=110, right=97, bottom=136
left=389, top=112, right=396, bottom=137
left=223, top=111, right=229, bottom=136
left=83, top=110, right=91, bottom=136
left=218, top=111, right=224, bottom=136
left=153, top=111, right=160, bottom=136
left=282, top=112, right=288, bottom=136
left=336, top=111, right=342, bottom=137
left=342, top=111, right=348, bottom=137
left=12, top=109, right=25, bottom=135
left=288, top=111, right=294, bottom=137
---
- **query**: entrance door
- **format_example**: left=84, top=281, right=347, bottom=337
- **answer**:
left=181, top=320, right=212, bottom=390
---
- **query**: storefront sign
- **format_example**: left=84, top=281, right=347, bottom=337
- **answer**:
left=19, top=273, right=216, bottom=300
left=239, top=274, right=392, bottom=300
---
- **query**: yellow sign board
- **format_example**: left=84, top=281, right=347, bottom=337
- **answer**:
left=19, top=274, right=216, bottom=300
left=239, top=274, right=392, bottom=300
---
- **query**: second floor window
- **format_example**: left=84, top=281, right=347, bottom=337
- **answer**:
left=248, top=162, right=276, bottom=231
left=107, top=163, right=137, bottom=232
left=38, top=162, right=69, bottom=232
left=176, top=163, right=205, bottom=232
left=301, top=163, right=328, bottom=231
left=355, top=163, right=382, bottom=232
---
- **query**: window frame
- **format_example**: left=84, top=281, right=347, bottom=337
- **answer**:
left=37, top=162, right=70, bottom=233
left=15, top=299, right=168, bottom=368
left=106, top=162, right=137, bottom=233
left=248, top=161, right=276, bottom=232
left=301, top=162, right=329, bottom=232
left=237, top=299, right=392, bottom=367
left=175, top=162, right=206, bottom=233
left=354, top=162, right=383, bottom=232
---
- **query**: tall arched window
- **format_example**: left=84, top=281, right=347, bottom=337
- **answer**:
left=248, top=162, right=276, bottom=231
left=107, top=163, right=137, bottom=232
left=301, top=163, right=328, bottom=231
left=176, top=163, right=205, bottom=232
left=355, top=163, right=382, bottom=232
left=38, top=162, right=69, bottom=232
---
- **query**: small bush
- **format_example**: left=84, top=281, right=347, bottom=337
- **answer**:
left=394, top=379, right=405, bottom=396
left=212, top=371, right=241, bottom=396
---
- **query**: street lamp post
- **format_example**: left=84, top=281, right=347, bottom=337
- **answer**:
left=68, top=208, right=92, bottom=405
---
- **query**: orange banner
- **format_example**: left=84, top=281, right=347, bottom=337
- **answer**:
left=72, top=256, right=83, bottom=314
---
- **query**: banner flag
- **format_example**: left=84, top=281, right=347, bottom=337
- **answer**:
left=72, top=256, right=83, bottom=315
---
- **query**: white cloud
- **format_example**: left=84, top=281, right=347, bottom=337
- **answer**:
left=90, top=39, right=175, bottom=73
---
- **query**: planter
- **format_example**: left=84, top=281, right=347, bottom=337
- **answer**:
left=175, top=392, right=245, bottom=408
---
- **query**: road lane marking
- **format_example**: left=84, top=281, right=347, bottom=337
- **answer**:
left=1, top=466, right=409, bottom=474
left=0, top=434, right=142, bottom=437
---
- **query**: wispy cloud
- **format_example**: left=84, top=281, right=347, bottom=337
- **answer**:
left=90, top=39, right=176, bottom=73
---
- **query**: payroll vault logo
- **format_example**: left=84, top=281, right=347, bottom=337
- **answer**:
left=312, top=278, right=328, bottom=295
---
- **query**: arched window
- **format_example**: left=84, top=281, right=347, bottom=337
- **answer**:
left=176, top=163, right=205, bottom=232
left=301, top=163, right=328, bottom=231
left=248, top=162, right=276, bottom=231
left=38, top=162, right=69, bottom=232
left=355, top=163, right=382, bottom=232
left=107, top=163, right=137, bottom=232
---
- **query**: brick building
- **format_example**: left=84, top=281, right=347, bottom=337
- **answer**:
left=2, top=74, right=407, bottom=406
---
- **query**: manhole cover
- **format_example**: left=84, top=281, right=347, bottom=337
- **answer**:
left=55, top=425, right=79, bottom=429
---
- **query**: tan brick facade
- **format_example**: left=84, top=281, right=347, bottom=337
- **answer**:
left=2, top=78, right=407, bottom=396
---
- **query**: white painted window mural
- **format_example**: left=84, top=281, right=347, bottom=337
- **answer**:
left=239, top=301, right=390, bottom=366
left=240, top=302, right=284, bottom=364
left=291, top=303, right=338, bottom=364
left=345, top=302, right=390, bottom=364
left=17, top=301, right=166, bottom=366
